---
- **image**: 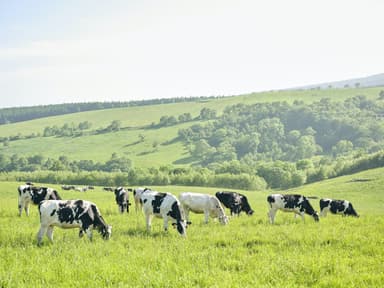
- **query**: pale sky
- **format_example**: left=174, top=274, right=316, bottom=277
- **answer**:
left=0, top=0, right=383, bottom=108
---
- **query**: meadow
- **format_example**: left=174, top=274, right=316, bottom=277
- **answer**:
left=1, top=168, right=383, bottom=287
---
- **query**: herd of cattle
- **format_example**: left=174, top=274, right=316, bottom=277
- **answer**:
left=17, top=182, right=359, bottom=245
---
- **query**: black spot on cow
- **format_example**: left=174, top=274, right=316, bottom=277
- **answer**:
left=267, top=195, right=275, bottom=204
left=216, top=191, right=254, bottom=216
left=152, top=193, right=167, bottom=214
left=167, top=201, right=182, bottom=220
left=58, top=207, right=75, bottom=224
left=330, top=201, right=346, bottom=214
left=50, top=209, right=56, bottom=217
left=283, top=194, right=302, bottom=209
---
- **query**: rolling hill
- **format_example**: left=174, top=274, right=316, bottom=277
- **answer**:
left=0, top=86, right=383, bottom=168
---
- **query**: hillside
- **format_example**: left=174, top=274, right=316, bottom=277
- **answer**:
left=296, top=73, right=384, bottom=90
left=0, top=86, right=384, bottom=190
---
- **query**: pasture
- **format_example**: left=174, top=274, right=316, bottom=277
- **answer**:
left=1, top=168, right=383, bottom=287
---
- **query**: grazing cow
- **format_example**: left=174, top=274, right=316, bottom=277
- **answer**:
left=267, top=194, right=319, bottom=224
left=37, top=199, right=112, bottom=245
left=179, top=192, right=228, bottom=225
left=319, top=198, right=359, bottom=217
left=31, top=187, right=62, bottom=205
left=114, top=187, right=130, bottom=213
left=18, top=184, right=61, bottom=216
left=103, top=187, right=114, bottom=192
left=140, top=190, right=189, bottom=237
left=215, top=191, right=254, bottom=216
left=131, top=187, right=151, bottom=212
left=61, top=185, right=75, bottom=190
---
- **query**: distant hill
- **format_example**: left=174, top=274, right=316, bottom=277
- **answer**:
left=295, top=73, right=384, bottom=90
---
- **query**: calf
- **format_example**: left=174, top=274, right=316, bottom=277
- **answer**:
left=37, top=199, right=112, bottom=245
left=18, top=184, right=61, bottom=216
left=267, top=194, right=319, bottom=224
left=319, top=198, right=359, bottom=217
left=114, top=187, right=130, bottom=213
left=215, top=191, right=254, bottom=216
left=179, top=192, right=228, bottom=225
left=131, top=187, right=151, bottom=212
left=140, top=190, right=189, bottom=237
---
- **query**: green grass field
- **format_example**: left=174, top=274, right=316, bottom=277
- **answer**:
left=1, top=168, right=383, bottom=287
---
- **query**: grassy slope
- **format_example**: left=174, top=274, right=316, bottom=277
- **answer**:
left=0, top=87, right=382, bottom=167
left=0, top=167, right=383, bottom=287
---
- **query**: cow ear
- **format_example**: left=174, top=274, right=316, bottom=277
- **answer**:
left=187, top=221, right=192, bottom=225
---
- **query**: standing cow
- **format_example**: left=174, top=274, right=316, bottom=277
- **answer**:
left=215, top=191, right=254, bottom=216
left=37, top=199, right=112, bottom=245
left=140, top=190, right=189, bottom=237
left=319, top=198, right=359, bottom=217
left=114, top=187, right=130, bottom=213
left=18, top=184, right=61, bottom=216
left=267, top=194, right=319, bottom=224
left=179, top=192, right=228, bottom=225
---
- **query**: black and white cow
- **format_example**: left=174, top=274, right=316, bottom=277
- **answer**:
left=179, top=192, right=228, bottom=225
left=114, top=187, right=130, bottom=213
left=215, top=191, right=254, bottom=216
left=31, top=187, right=62, bottom=205
left=267, top=194, right=319, bottom=224
left=131, top=187, right=151, bottom=212
left=140, top=190, right=189, bottom=237
left=18, top=184, right=61, bottom=216
left=37, top=199, right=112, bottom=245
left=319, top=198, right=359, bottom=217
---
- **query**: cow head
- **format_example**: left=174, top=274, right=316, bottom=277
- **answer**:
left=31, top=187, right=45, bottom=204
left=240, top=196, right=254, bottom=215
left=219, top=215, right=229, bottom=225
left=312, top=212, right=320, bottom=222
left=99, top=225, right=112, bottom=240
left=172, top=220, right=188, bottom=237
left=346, top=203, right=359, bottom=217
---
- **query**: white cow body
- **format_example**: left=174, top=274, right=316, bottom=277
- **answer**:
left=179, top=192, right=228, bottom=225
left=37, top=199, right=111, bottom=245
left=140, top=190, right=188, bottom=236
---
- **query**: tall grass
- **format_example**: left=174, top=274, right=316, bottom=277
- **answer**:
left=1, top=168, right=383, bottom=287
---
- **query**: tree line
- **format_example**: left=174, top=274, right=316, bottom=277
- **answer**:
left=1, top=149, right=384, bottom=190
left=0, top=96, right=222, bottom=125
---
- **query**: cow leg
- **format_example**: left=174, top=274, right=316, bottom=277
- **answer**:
left=85, top=227, right=93, bottom=241
left=18, top=202, right=23, bottom=216
left=79, top=229, right=84, bottom=238
left=37, top=225, right=48, bottom=246
left=145, top=214, right=152, bottom=232
left=46, top=226, right=54, bottom=243
left=184, top=208, right=190, bottom=222
left=163, top=216, right=169, bottom=231
left=204, top=210, right=209, bottom=224
left=24, top=202, right=30, bottom=216
left=320, top=208, right=327, bottom=217
left=268, top=209, right=276, bottom=224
